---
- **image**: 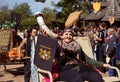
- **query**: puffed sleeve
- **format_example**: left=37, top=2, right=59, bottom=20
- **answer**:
left=85, top=54, right=104, bottom=67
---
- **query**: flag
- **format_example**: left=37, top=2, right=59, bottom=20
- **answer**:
left=93, top=2, right=101, bottom=12
left=34, top=34, right=58, bottom=71
left=11, top=12, right=22, bottom=31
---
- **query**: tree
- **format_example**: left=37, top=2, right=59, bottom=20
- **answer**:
left=41, top=7, right=57, bottom=27
left=12, top=3, right=32, bottom=19
left=55, top=0, right=80, bottom=21
left=53, top=0, right=91, bottom=23
left=0, top=4, right=11, bottom=23
left=20, top=16, right=37, bottom=30
left=12, top=3, right=36, bottom=29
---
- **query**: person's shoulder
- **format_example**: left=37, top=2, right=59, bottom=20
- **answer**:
left=72, top=39, right=78, bottom=43
left=72, top=40, right=80, bottom=46
left=22, top=38, right=27, bottom=43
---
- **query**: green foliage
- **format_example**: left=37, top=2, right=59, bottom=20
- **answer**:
left=20, top=16, right=37, bottom=30
left=0, top=21, right=16, bottom=29
left=41, top=7, right=57, bottom=26
left=0, top=4, right=11, bottom=23
left=0, top=2, right=36, bottom=30
left=11, top=3, right=35, bottom=29
left=53, top=0, right=91, bottom=28
left=0, top=0, right=92, bottom=30
left=55, top=0, right=82, bottom=20
left=12, top=3, right=32, bottom=19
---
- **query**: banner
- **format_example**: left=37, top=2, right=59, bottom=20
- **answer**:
left=0, top=29, right=12, bottom=52
left=93, top=2, right=101, bottom=12
left=109, top=16, right=115, bottom=25
left=34, top=34, right=58, bottom=71
left=11, top=12, right=22, bottom=31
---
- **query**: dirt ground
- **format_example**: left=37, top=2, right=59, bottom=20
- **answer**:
left=0, top=64, right=24, bottom=82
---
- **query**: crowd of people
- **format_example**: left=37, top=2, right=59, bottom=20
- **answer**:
left=16, top=11, right=120, bottom=82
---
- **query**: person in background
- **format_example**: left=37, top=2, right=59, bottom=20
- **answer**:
left=76, top=29, right=84, bottom=37
left=103, top=28, right=118, bottom=76
left=93, top=26, right=99, bottom=61
left=18, top=25, right=39, bottom=82
left=58, top=29, right=110, bottom=82
left=116, top=28, right=120, bottom=69
left=95, top=22, right=107, bottom=73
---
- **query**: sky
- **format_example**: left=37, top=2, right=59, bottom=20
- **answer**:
left=0, top=0, right=59, bottom=14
